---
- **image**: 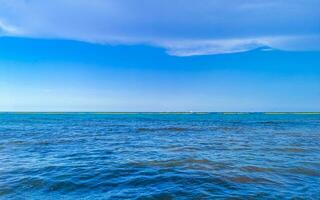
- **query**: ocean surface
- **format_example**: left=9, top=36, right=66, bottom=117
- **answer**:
left=0, top=113, right=320, bottom=199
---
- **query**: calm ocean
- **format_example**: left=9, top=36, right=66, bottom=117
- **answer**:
left=0, top=113, right=319, bottom=199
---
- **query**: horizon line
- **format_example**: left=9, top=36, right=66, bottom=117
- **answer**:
left=0, top=112, right=320, bottom=115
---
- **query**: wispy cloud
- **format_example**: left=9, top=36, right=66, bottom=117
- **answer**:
left=0, top=0, right=319, bottom=56
left=161, top=35, right=320, bottom=56
left=0, top=20, right=20, bottom=35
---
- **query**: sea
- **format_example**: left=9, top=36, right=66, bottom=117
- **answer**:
left=0, top=113, right=319, bottom=199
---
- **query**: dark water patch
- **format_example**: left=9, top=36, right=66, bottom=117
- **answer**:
left=241, top=166, right=276, bottom=173
left=47, top=181, right=91, bottom=193
left=8, top=177, right=47, bottom=191
left=136, top=193, right=174, bottom=200
left=166, top=146, right=201, bottom=152
left=273, top=147, right=308, bottom=153
left=34, top=140, right=52, bottom=146
left=0, top=188, right=14, bottom=197
left=6, top=140, right=28, bottom=146
left=288, top=167, right=320, bottom=177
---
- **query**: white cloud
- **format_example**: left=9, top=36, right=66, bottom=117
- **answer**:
left=161, top=35, right=320, bottom=56
left=159, top=38, right=270, bottom=56
left=0, top=0, right=319, bottom=56
left=0, top=20, right=20, bottom=35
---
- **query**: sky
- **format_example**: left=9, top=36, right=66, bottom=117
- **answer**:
left=0, top=0, right=319, bottom=112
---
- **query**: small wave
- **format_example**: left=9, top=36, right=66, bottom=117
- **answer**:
left=227, top=176, right=278, bottom=185
left=11, top=177, right=47, bottom=190
left=6, top=140, right=28, bottom=146
left=258, top=121, right=289, bottom=125
left=129, top=158, right=232, bottom=171
left=241, top=166, right=275, bottom=173
left=35, top=140, right=51, bottom=145
left=137, top=127, right=198, bottom=132
left=208, top=126, right=243, bottom=132
left=0, top=188, right=13, bottom=197
left=137, top=126, right=243, bottom=133
left=47, top=181, right=90, bottom=193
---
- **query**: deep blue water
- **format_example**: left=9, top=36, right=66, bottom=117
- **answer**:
left=0, top=113, right=320, bottom=199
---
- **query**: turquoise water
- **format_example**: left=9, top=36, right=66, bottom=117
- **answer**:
left=0, top=113, right=319, bottom=199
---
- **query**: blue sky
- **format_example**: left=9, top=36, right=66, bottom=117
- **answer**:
left=0, top=1, right=319, bottom=111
